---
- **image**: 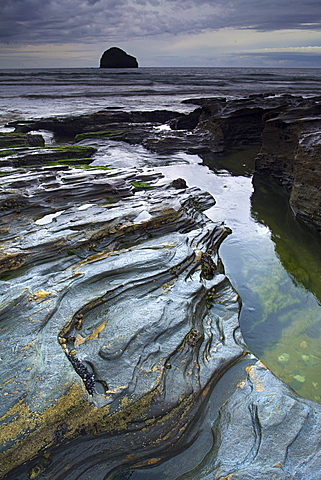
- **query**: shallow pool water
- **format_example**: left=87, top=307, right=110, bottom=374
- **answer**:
left=155, top=146, right=321, bottom=404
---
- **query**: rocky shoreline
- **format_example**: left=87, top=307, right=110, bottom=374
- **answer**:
left=8, top=92, right=321, bottom=231
left=1, top=93, right=321, bottom=479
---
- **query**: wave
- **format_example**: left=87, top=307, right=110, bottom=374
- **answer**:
left=1, top=67, right=321, bottom=126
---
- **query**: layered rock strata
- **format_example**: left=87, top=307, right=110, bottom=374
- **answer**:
left=7, top=94, right=321, bottom=231
left=179, top=360, right=321, bottom=480
left=0, top=132, right=44, bottom=148
left=0, top=156, right=244, bottom=478
left=255, top=102, right=321, bottom=232
left=2, top=95, right=321, bottom=478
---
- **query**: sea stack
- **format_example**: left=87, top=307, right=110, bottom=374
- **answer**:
left=100, top=47, right=138, bottom=68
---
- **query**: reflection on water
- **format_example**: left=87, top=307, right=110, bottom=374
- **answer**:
left=249, top=174, right=321, bottom=402
left=211, top=150, right=321, bottom=404
left=156, top=146, right=321, bottom=404
left=252, top=174, right=321, bottom=303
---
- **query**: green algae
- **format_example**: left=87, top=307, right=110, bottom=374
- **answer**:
left=1, top=145, right=97, bottom=168
left=74, top=130, right=127, bottom=142
left=73, top=164, right=111, bottom=170
left=54, top=145, right=97, bottom=155
left=44, top=159, right=111, bottom=169
left=0, top=148, right=24, bottom=157
left=130, top=181, right=152, bottom=189
left=0, top=132, right=45, bottom=148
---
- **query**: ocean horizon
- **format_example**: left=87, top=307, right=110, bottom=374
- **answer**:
left=1, top=66, right=321, bottom=126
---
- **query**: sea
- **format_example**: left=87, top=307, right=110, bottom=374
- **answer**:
left=1, top=67, right=321, bottom=477
left=1, top=67, right=321, bottom=124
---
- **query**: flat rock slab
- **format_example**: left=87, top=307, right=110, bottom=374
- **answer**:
left=180, top=360, right=321, bottom=480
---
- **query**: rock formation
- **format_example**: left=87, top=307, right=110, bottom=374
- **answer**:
left=0, top=131, right=44, bottom=148
left=0, top=149, right=243, bottom=478
left=2, top=94, right=321, bottom=478
left=100, top=47, right=138, bottom=68
left=255, top=102, right=321, bottom=232
left=184, top=94, right=321, bottom=233
left=8, top=94, right=321, bottom=232
left=180, top=360, right=321, bottom=479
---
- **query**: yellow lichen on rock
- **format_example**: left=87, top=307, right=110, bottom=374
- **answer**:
left=86, top=320, right=108, bottom=340
left=29, top=290, right=51, bottom=301
left=0, top=379, right=163, bottom=478
left=74, top=334, right=86, bottom=346
left=134, top=457, right=162, bottom=467
left=246, top=364, right=265, bottom=393
left=0, top=383, right=91, bottom=477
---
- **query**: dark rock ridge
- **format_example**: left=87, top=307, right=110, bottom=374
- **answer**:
left=0, top=131, right=44, bottom=148
left=100, top=47, right=138, bottom=68
left=11, top=109, right=184, bottom=138
left=184, top=94, right=321, bottom=232
left=255, top=101, right=321, bottom=232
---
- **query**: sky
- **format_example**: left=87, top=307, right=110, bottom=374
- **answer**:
left=1, top=0, right=321, bottom=68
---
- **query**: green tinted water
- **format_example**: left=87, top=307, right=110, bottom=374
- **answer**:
left=244, top=173, right=321, bottom=402
left=157, top=146, right=321, bottom=404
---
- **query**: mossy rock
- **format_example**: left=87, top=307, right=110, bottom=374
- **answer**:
left=75, top=130, right=127, bottom=142
left=46, top=158, right=95, bottom=167
left=0, top=148, right=24, bottom=158
left=53, top=145, right=97, bottom=158
left=1, top=145, right=98, bottom=168
left=0, top=132, right=44, bottom=148
left=130, top=181, right=152, bottom=191
left=46, top=159, right=112, bottom=171
left=73, top=164, right=111, bottom=171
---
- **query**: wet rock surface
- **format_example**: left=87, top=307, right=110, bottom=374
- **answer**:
left=0, top=132, right=44, bottom=148
left=0, top=156, right=244, bottom=479
left=2, top=93, right=321, bottom=479
left=9, top=95, right=321, bottom=233
left=0, top=144, right=96, bottom=169
left=179, top=360, right=321, bottom=480
left=255, top=101, right=321, bottom=232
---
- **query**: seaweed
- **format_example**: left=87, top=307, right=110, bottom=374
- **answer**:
left=66, top=353, right=96, bottom=395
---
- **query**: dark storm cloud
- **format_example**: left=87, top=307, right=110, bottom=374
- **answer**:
left=0, top=0, right=320, bottom=45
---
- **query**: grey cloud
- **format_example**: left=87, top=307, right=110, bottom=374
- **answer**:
left=222, top=0, right=321, bottom=31
left=0, top=0, right=320, bottom=45
left=236, top=50, right=321, bottom=68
